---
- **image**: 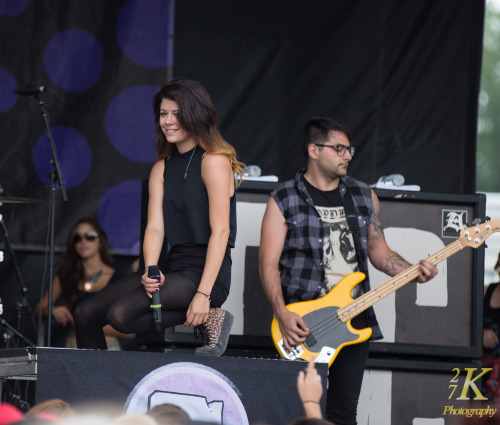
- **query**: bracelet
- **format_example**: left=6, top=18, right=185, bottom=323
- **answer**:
left=302, top=401, right=320, bottom=404
left=196, top=290, right=211, bottom=301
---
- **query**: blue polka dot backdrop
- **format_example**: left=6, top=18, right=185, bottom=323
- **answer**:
left=0, top=0, right=485, bottom=258
left=0, top=0, right=30, bottom=16
left=105, top=85, right=160, bottom=164
left=0, top=68, right=18, bottom=112
left=44, top=29, right=104, bottom=93
left=0, top=0, right=175, bottom=255
left=98, top=179, right=143, bottom=256
left=32, top=126, right=93, bottom=189
left=117, top=0, right=174, bottom=69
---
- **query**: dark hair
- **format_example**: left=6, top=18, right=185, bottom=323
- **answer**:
left=57, top=217, right=112, bottom=308
left=301, top=116, right=352, bottom=157
left=152, top=78, right=244, bottom=180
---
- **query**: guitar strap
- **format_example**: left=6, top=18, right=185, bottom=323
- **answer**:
left=342, top=188, right=369, bottom=276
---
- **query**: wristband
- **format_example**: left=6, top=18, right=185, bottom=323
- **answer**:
left=196, top=290, right=211, bottom=301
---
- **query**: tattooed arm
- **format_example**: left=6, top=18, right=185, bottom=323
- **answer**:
left=366, top=189, right=437, bottom=283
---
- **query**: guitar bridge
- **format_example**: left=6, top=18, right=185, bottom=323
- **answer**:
left=277, top=339, right=304, bottom=360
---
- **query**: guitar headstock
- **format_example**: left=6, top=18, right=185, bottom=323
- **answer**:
left=459, top=219, right=500, bottom=249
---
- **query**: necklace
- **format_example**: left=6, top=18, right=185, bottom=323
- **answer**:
left=83, top=270, right=102, bottom=292
left=184, top=146, right=197, bottom=179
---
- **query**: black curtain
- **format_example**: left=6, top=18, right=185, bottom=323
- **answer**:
left=174, top=0, right=483, bottom=192
left=0, top=0, right=484, bottom=253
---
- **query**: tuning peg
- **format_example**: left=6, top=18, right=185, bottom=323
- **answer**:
left=486, top=216, right=491, bottom=222
left=472, top=218, right=482, bottom=225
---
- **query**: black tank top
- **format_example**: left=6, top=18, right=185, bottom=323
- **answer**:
left=163, top=146, right=237, bottom=247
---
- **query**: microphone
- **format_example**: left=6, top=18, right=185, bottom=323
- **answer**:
left=148, top=265, right=162, bottom=333
left=377, top=174, right=405, bottom=186
left=14, top=84, right=47, bottom=96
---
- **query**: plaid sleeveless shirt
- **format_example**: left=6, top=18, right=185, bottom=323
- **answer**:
left=271, top=169, right=382, bottom=339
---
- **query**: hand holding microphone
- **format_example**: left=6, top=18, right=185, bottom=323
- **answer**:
left=147, top=265, right=162, bottom=333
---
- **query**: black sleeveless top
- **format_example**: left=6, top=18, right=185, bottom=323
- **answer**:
left=163, top=146, right=237, bottom=248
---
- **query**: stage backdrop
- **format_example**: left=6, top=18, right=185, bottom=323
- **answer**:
left=0, top=0, right=484, bottom=258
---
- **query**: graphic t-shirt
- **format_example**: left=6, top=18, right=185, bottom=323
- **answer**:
left=302, top=176, right=360, bottom=297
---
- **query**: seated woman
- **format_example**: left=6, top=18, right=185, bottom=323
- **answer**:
left=34, top=217, right=133, bottom=349
left=73, top=79, right=244, bottom=356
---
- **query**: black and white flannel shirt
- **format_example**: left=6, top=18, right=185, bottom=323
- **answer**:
left=270, top=169, right=383, bottom=339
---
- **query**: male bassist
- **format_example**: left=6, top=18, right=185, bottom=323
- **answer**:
left=259, top=116, right=438, bottom=425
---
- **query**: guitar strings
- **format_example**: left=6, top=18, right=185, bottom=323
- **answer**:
left=304, top=233, right=472, bottom=346
left=338, top=237, right=464, bottom=321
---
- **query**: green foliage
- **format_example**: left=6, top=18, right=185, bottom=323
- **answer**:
left=478, top=1, right=500, bottom=192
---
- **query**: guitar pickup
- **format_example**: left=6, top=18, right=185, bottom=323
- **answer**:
left=277, top=339, right=304, bottom=360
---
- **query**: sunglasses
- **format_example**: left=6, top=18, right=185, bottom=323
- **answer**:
left=73, top=232, right=99, bottom=243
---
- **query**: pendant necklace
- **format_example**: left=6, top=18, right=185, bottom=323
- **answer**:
left=83, top=270, right=103, bottom=291
left=184, top=146, right=197, bottom=179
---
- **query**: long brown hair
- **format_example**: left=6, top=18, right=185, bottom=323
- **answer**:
left=57, top=218, right=112, bottom=308
left=152, top=79, right=244, bottom=182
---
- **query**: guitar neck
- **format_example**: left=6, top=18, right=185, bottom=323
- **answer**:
left=337, top=233, right=471, bottom=323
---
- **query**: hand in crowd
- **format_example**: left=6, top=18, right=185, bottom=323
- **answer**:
left=296, top=356, right=323, bottom=419
left=484, top=328, right=499, bottom=350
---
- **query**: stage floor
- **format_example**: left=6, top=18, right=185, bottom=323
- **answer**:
left=0, top=347, right=38, bottom=380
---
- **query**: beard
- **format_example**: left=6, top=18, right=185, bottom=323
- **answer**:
left=317, top=158, right=348, bottom=180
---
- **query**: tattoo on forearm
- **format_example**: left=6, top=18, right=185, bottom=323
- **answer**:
left=383, top=254, right=407, bottom=275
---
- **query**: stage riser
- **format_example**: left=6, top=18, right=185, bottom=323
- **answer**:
left=0, top=348, right=489, bottom=424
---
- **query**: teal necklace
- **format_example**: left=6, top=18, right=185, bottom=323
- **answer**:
left=83, top=270, right=102, bottom=292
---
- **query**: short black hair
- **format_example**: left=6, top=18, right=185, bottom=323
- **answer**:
left=301, top=116, right=352, bottom=157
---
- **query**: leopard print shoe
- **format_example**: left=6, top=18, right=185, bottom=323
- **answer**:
left=194, top=307, right=234, bottom=356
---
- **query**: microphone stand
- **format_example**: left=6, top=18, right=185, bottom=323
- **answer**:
left=35, top=93, right=68, bottom=347
left=0, top=214, right=36, bottom=347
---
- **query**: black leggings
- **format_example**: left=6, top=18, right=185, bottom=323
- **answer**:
left=74, top=245, right=231, bottom=349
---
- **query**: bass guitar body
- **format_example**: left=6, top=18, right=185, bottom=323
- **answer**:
left=271, top=220, right=499, bottom=367
left=271, top=271, right=372, bottom=367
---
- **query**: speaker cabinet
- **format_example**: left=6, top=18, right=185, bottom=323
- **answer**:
left=228, top=186, right=486, bottom=360
left=141, top=181, right=486, bottom=359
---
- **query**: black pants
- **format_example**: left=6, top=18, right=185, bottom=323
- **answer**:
left=326, top=337, right=370, bottom=424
